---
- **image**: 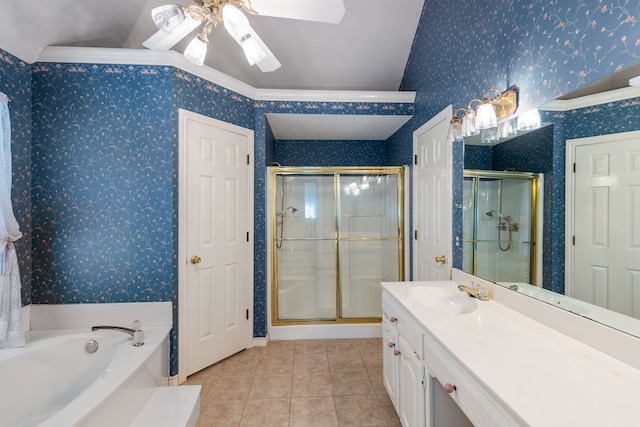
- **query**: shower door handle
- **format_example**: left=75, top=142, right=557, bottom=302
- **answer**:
left=435, top=255, right=447, bottom=264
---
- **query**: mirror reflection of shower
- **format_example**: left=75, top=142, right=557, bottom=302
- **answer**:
left=463, top=170, right=541, bottom=286
left=485, top=209, right=519, bottom=251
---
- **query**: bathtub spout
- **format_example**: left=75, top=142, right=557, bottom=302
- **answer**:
left=91, top=326, right=145, bottom=347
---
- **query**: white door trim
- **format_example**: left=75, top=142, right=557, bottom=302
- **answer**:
left=177, top=109, right=254, bottom=384
left=565, top=129, right=640, bottom=298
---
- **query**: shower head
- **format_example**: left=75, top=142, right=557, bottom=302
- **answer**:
left=278, top=206, right=298, bottom=215
left=486, top=210, right=511, bottom=222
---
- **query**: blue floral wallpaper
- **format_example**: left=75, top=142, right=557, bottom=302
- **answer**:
left=275, top=140, right=387, bottom=166
left=2, top=0, right=640, bottom=378
left=31, top=64, right=175, bottom=304
left=0, top=50, right=32, bottom=305
left=390, top=0, right=640, bottom=274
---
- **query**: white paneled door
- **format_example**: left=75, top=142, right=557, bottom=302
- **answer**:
left=569, top=131, right=640, bottom=319
left=179, top=110, right=253, bottom=379
left=413, top=107, right=453, bottom=281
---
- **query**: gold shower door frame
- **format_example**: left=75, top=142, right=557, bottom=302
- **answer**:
left=463, top=169, right=539, bottom=286
left=270, top=166, right=405, bottom=326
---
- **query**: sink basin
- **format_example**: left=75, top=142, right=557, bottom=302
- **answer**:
left=407, top=285, right=477, bottom=315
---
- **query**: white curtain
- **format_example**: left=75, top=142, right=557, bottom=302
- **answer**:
left=0, top=92, right=24, bottom=348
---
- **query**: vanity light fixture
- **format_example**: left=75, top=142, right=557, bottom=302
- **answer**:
left=516, top=108, right=541, bottom=131
left=448, top=86, right=521, bottom=143
left=461, top=100, right=481, bottom=137
left=151, top=1, right=267, bottom=66
left=447, top=108, right=466, bottom=143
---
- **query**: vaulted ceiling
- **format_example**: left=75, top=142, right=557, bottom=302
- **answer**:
left=1, top=0, right=425, bottom=91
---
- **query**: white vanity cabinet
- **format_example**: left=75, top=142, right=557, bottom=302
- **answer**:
left=382, top=293, right=428, bottom=427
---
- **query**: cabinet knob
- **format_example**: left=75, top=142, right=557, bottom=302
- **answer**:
left=390, top=316, right=397, bottom=323
left=393, top=349, right=401, bottom=356
left=444, top=383, right=456, bottom=393
left=387, top=341, right=395, bottom=348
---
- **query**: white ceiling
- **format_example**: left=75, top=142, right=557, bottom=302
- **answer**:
left=266, top=113, right=413, bottom=140
left=1, top=0, right=425, bottom=92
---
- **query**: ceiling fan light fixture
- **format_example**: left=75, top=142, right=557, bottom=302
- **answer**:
left=184, top=34, right=209, bottom=66
left=151, top=4, right=186, bottom=34
left=222, top=4, right=252, bottom=39
left=241, top=34, right=267, bottom=65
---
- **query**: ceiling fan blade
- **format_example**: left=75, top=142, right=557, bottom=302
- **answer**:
left=142, top=16, right=201, bottom=50
left=227, top=25, right=281, bottom=72
left=253, top=32, right=281, bottom=73
left=249, top=0, right=345, bottom=24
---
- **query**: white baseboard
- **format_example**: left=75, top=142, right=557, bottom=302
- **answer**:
left=268, top=323, right=382, bottom=341
left=252, top=336, right=269, bottom=347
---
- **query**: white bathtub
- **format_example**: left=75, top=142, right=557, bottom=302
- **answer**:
left=0, top=325, right=171, bottom=427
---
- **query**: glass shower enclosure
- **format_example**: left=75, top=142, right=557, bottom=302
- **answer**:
left=270, top=167, right=405, bottom=325
left=463, top=170, right=540, bottom=286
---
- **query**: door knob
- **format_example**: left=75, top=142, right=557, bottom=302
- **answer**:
left=190, top=255, right=202, bottom=264
left=435, top=255, right=447, bottom=264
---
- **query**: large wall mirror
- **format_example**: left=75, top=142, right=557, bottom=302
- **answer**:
left=459, top=64, right=640, bottom=339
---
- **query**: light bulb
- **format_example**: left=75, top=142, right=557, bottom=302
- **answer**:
left=475, top=100, right=498, bottom=130
left=184, top=34, right=208, bottom=66
left=461, top=109, right=479, bottom=137
left=517, top=108, right=541, bottom=130
left=151, top=4, right=185, bottom=34
left=241, top=34, right=267, bottom=65
left=498, top=118, right=517, bottom=138
left=222, top=4, right=251, bottom=39
left=447, top=118, right=463, bottom=143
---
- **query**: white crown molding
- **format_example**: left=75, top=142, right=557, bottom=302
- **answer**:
left=36, top=46, right=415, bottom=105
left=541, top=86, right=640, bottom=111
left=254, top=88, right=416, bottom=103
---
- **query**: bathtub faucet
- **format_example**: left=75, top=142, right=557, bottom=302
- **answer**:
left=91, top=321, right=145, bottom=346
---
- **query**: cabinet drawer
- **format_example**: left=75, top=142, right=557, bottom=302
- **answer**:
left=382, top=293, right=423, bottom=359
left=423, top=332, right=524, bottom=427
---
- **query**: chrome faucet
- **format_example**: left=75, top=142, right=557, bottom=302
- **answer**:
left=458, top=284, right=491, bottom=301
left=91, top=321, right=145, bottom=346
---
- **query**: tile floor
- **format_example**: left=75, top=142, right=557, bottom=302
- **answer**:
left=184, top=338, right=401, bottom=426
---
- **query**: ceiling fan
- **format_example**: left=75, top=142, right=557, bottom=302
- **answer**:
left=143, top=0, right=346, bottom=72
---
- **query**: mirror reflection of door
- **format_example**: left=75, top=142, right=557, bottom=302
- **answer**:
left=568, top=130, right=640, bottom=319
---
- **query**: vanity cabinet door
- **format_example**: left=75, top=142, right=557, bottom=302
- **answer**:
left=383, top=318, right=400, bottom=410
left=398, top=335, right=427, bottom=427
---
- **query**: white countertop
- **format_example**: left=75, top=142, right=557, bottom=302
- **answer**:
left=382, top=280, right=640, bottom=427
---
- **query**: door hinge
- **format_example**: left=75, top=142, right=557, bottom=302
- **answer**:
left=247, top=154, right=250, bottom=165
left=572, top=235, right=575, bottom=245
left=247, top=231, right=250, bottom=242
left=414, top=154, right=418, bottom=165
left=246, top=309, right=249, bottom=320
left=421, top=372, right=427, bottom=389
left=573, top=162, right=576, bottom=173
left=414, top=230, right=418, bottom=240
